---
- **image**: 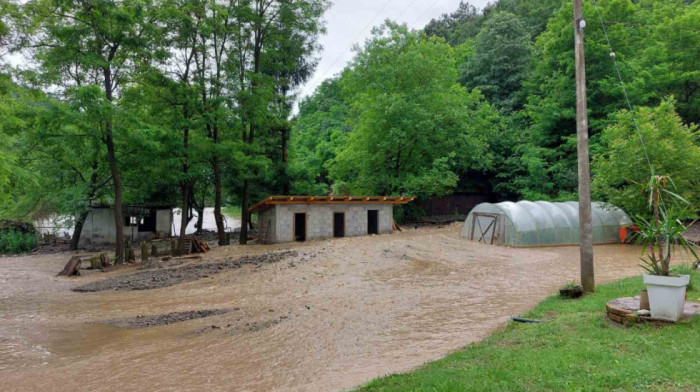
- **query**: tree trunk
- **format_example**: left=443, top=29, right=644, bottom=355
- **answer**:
left=213, top=155, right=226, bottom=245
left=281, top=124, right=290, bottom=194
left=178, top=183, right=190, bottom=253
left=103, top=66, right=125, bottom=264
left=69, top=210, right=90, bottom=251
left=239, top=178, right=250, bottom=245
left=195, top=203, right=204, bottom=234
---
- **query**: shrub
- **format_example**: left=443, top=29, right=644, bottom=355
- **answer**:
left=0, top=229, right=37, bottom=254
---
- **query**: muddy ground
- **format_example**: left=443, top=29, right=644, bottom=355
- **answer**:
left=0, top=224, right=689, bottom=392
left=73, top=251, right=296, bottom=292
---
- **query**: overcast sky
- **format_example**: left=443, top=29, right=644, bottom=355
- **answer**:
left=295, top=0, right=491, bottom=103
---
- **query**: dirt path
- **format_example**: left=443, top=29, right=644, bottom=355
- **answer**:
left=0, top=225, right=662, bottom=391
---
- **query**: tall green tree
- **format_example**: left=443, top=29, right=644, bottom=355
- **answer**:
left=329, top=23, right=499, bottom=198
left=21, top=0, right=154, bottom=262
left=592, top=99, right=700, bottom=217
left=234, top=0, right=326, bottom=244
left=459, top=12, right=532, bottom=112
left=288, top=78, right=349, bottom=195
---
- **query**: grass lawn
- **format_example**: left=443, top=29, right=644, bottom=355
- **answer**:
left=222, top=205, right=242, bottom=219
left=360, top=269, right=700, bottom=392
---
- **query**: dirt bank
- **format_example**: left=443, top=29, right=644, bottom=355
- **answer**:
left=72, top=250, right=297, bottom=292
left=105, top=309, right=234, bottom=329
left=0, top=225, right=654, bottom=392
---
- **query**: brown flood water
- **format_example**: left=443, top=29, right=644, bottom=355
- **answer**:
left=0, top=224, right=671, bottom=391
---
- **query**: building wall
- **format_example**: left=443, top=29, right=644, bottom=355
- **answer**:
left=79, top=208, right=115, bottom=247
left=155, top=209, right=173, bottom=236
left=79, top=208, right=173, bottom=247
left=269, top=203, right=394, bottom=243
left=258, top=208, right=277, bottom=244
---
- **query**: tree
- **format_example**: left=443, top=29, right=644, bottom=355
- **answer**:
left=328, top=23, right=498, bottom=198
left=21, top=0, right=153, bottom=262
left=234, top=0, right=326, bottom=244
left=289, top=78, right=349, bottom=195
left=424, top=1, right=484, bottom=46
left=459, top=12, right=532, bottom=112
left=592, top=99, right=699, bottom=218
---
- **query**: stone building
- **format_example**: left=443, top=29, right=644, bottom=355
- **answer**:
left=78, top=205, right=173, bottom=247
left=250, top=196, right=413, bottom=244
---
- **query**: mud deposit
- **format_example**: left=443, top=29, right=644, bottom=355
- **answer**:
left=0, top=225, right=661, bottom=392
left=72, top=251, right=297, bottom=292
left=105, top=309, right=233, bottom=328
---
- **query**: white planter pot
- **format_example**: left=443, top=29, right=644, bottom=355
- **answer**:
left=643, top=274, right=689, bottom=321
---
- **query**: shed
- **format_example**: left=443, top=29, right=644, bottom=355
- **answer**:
left=249, top=196, right=413, bottom=244
left=78, top=205, right=174, bottom=247
left=461, top=201, right=632, bottom=247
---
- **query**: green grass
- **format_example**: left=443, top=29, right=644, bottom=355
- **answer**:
left=359, top=269, right=700, bottom=392
left=222, top=206, right=242, bottom=219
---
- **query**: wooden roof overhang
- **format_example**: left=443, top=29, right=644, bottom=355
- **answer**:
left=249, top=196, right=414, bottom=213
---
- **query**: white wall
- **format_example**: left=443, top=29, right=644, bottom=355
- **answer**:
left=79, top=208, right=173, bottom=247
left=156, top=209, right=172, bottom=236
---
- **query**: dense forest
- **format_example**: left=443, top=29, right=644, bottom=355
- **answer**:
left=291, top=0, right=699, bottom=219
left=0, top=0, right=698, bottom=255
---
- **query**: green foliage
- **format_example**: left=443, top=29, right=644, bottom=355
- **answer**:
left=298, top=22, right=501, bottom=199
left=289, top=78, right=349, bottom=195
left=459, top=12, right=532, bottom=112
left=633, top=209, right=698, bottom=276
left=360, top=271, right=700, bottom=391
left=0, top=220, right=38, bottom=254
left=0, top=229, right=37, bottom=254
left=592, top=99, right=700, bottom=217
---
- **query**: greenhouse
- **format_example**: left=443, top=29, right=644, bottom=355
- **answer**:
left=461, top=201, right=632, bottom=247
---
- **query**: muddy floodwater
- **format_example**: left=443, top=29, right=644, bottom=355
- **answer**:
left=0, top=224, right=671, bottom=391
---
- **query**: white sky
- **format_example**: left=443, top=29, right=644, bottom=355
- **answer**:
left=295, top=0, right=491, bottom=103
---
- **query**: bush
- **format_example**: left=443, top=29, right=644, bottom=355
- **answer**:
left=0, top=229, right=37, bottom=254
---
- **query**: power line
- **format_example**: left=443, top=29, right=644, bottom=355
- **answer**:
left=298, top=0, right=446, bottom=100
left=395, top=0, right=423, bottom=22
left=591, top=0, right=654, bottom=174
left=299, top=0, right=395, bottom=98
left=410, top=0, right=442, bottom=26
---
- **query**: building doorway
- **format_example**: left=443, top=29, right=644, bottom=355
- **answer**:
left=294, top=213, right=306, bottom=242
left=367, top=210, right=378, bottom=235
left=333, top=212, right=345, bottom=238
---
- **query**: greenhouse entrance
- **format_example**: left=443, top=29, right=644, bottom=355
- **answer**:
left=469, top=212, right=500, bottom=244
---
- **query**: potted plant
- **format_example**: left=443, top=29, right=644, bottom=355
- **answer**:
left=633, top=176, right=698, bottom=321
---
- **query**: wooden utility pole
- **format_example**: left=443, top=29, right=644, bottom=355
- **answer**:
left=574, top=0, right=595, bottom=292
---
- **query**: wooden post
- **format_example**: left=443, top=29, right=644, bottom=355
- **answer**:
left=151, top=244, right=158, bottom=257
left=170, top=239, right=178, bottom=257
left=574, top=0, right=595, bottom=292
left=140, top=242, right=149, bottom=262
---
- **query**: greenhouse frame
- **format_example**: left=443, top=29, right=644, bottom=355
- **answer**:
left=461, top=201, right=632, bottom=247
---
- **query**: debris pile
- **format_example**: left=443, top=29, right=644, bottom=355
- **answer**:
left=72, top=250, right=297, bottom=292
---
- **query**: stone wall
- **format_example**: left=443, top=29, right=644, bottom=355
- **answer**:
left=269, top=203, right=394, bottom=243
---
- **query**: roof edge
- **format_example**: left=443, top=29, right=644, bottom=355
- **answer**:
left=249, top=196, right=414, bottom=213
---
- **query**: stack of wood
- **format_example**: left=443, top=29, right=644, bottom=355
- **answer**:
left=190, top=236, right=210, bottom=254
left=176, top=235, right=210, bottom=256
